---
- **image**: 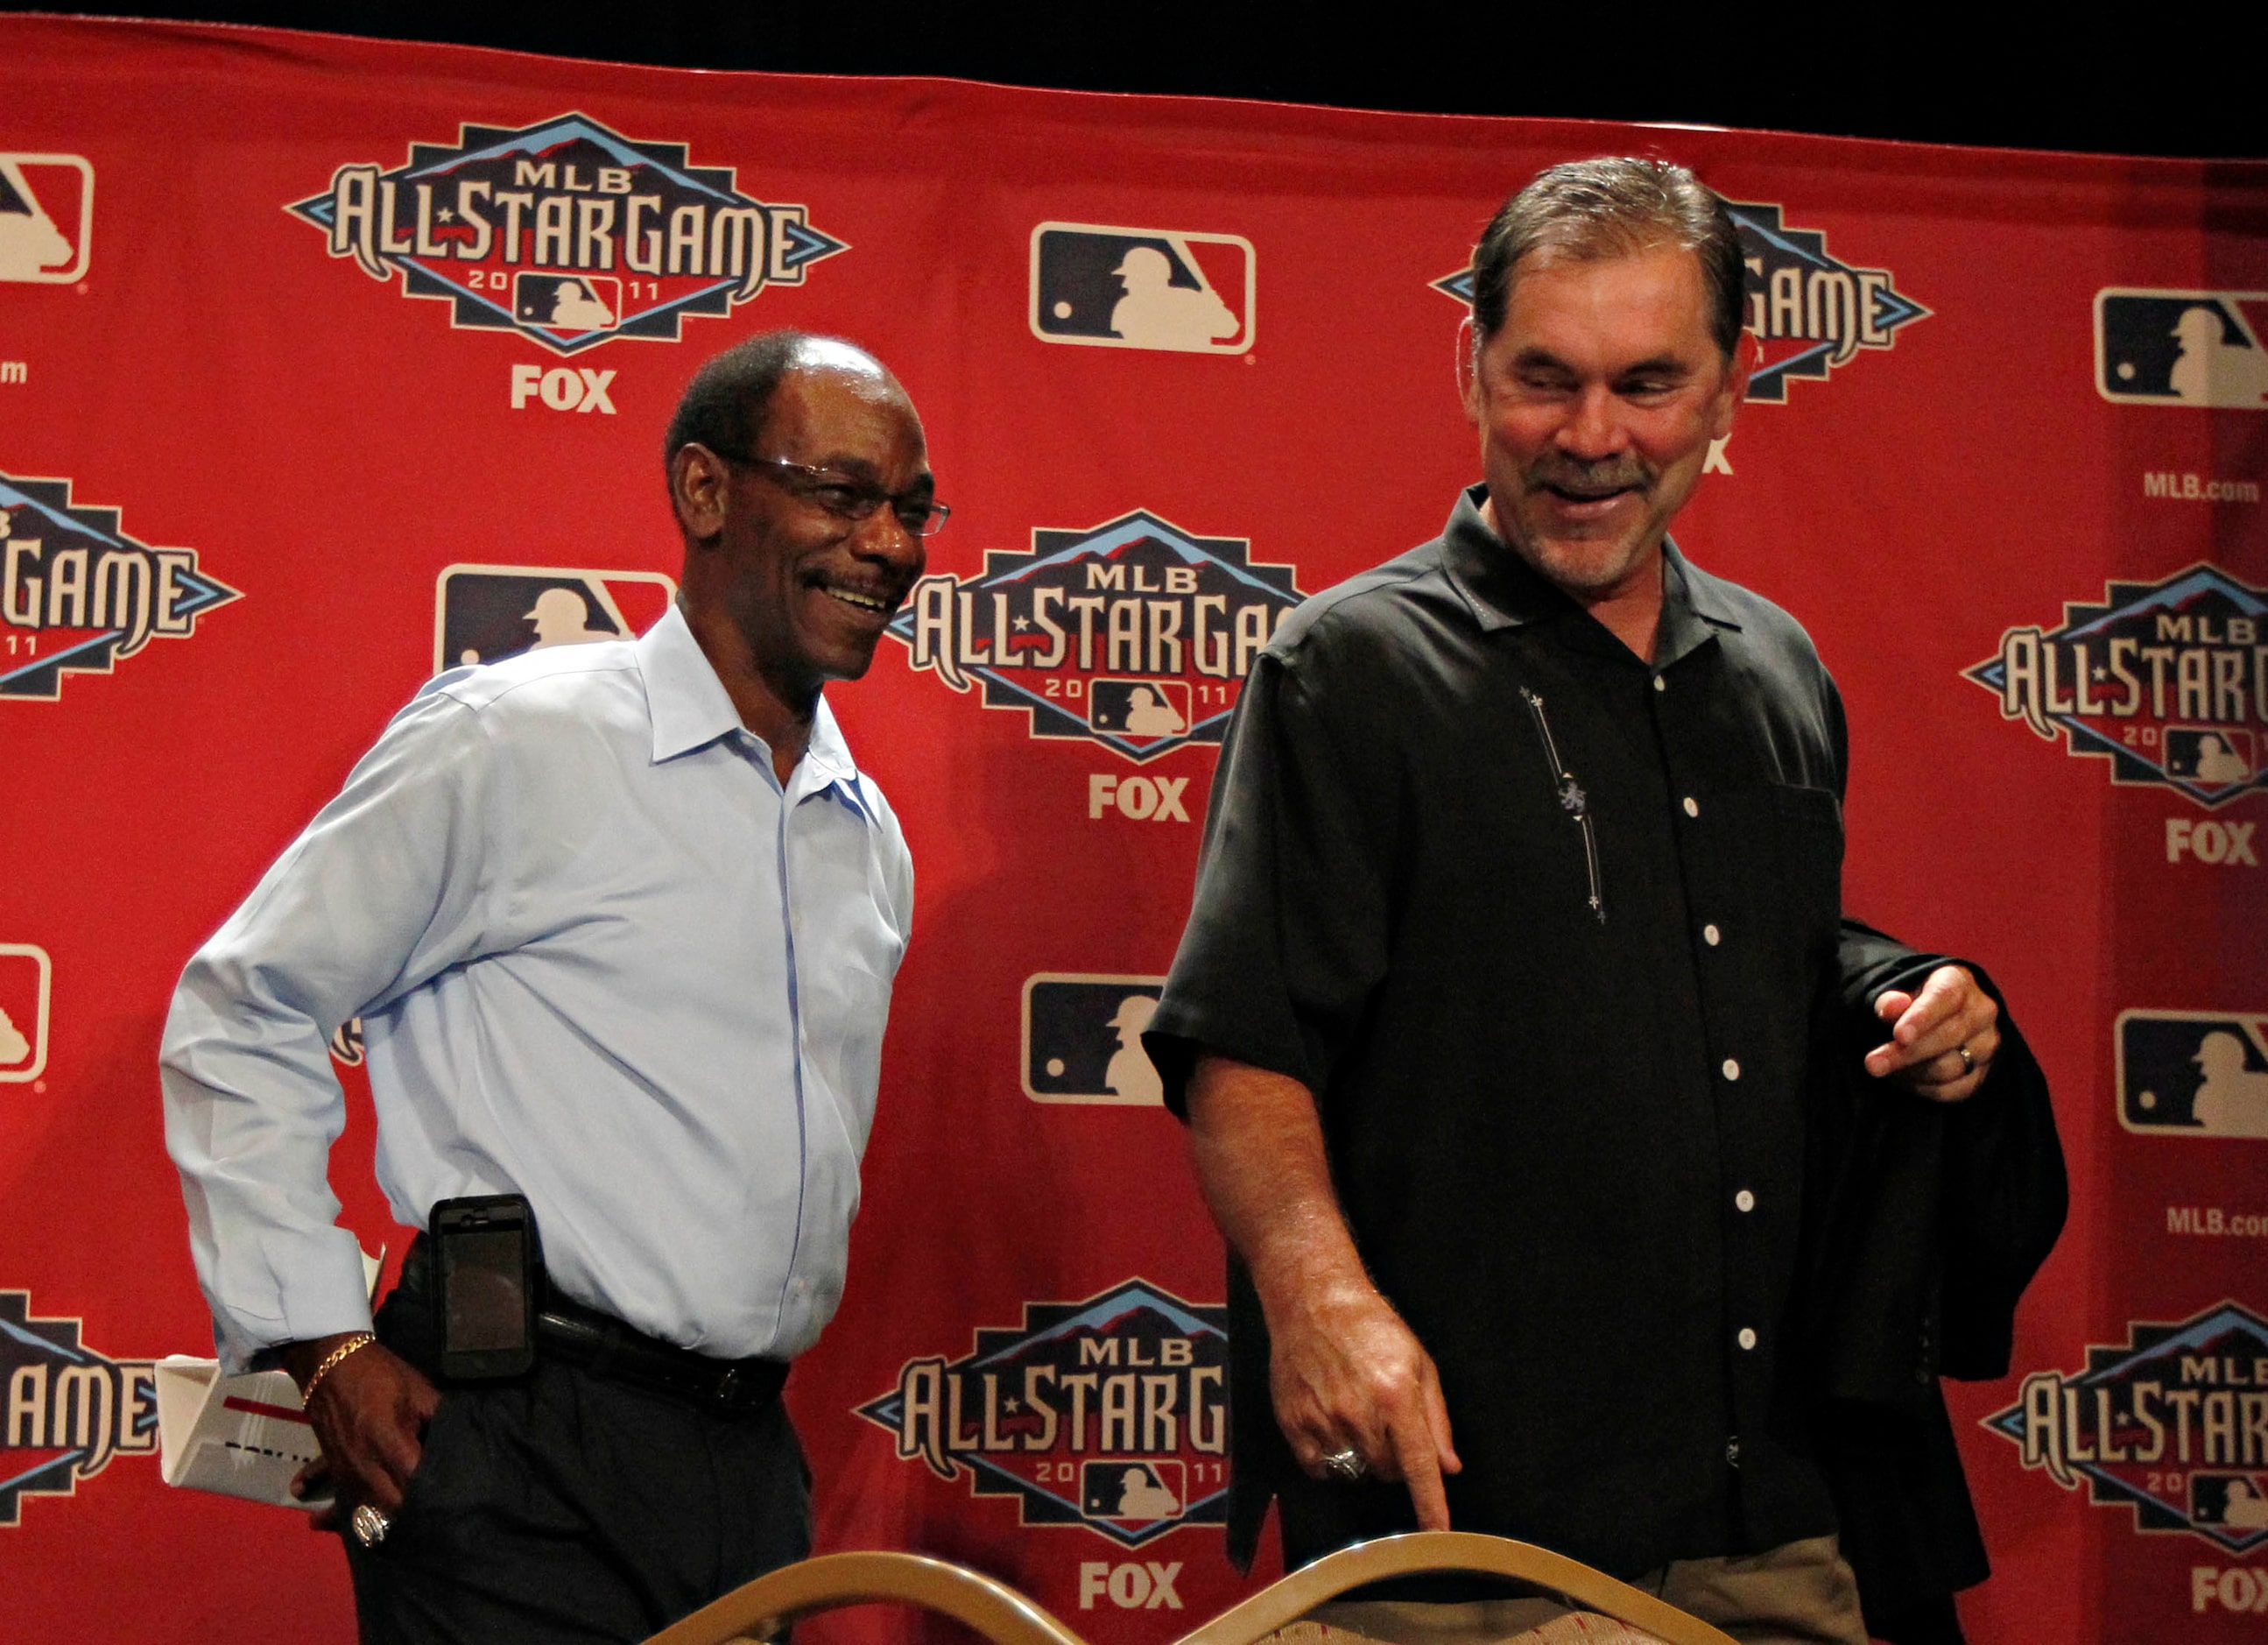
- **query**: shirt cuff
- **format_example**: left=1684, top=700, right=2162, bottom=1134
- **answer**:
left=211, top=1226, right=377, bottom=1375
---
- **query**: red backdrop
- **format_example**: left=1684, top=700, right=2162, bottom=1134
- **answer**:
left=3, top=18, right=2264, bottom=1643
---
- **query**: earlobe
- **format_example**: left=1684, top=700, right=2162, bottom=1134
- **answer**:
left=1454, top=316, right=1481, bottom=421
left=1710, top=336, right=1756, bottom=437
left=1728, top=333, right=1758, bottom=406
left=1710, top=388, right=1740, bottom=441
left=671, top=445, right=729, bottom=544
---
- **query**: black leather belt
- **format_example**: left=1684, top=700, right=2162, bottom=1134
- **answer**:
left=394, top=1235, right=787, bottom=1416
left=534, top=1290, right=789, bottom=1416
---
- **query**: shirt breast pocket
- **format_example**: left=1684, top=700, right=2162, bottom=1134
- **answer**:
left=1715, top=781, right=1844, bottom=966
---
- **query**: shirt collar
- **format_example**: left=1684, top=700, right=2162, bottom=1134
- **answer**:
left=1440, top=485, right=1568, bottom=633
left=784, top=699, right=871, bottom=822
left=638, top=602, right=744, bottom=762
left=636, top=602, right=872, bottom=815
left=799, top=695, right=865, bottom=804
left=1655, top=541, right=1745, bottom=668
left=1442, top=484, right=1744, bottom=665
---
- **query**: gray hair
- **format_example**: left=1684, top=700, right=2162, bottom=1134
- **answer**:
left=1469, top=158, right=1745, bottom=359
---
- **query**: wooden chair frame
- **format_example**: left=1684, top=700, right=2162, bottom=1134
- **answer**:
left=643, top=1533, right=1739, bottom=1645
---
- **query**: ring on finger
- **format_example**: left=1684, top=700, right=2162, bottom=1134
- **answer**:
left=1321, top=1447, right=1366, bottom=1481
left=1957, top=1042, right=1976, bottom=1076
left=350, top=1503, right=391, bottom=1548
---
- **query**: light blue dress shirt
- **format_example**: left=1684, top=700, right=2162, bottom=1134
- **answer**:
left=162, top=604, right=912, bottom=1373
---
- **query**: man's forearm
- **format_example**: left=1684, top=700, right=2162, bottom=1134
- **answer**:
left=1182, top=1051, right=1460, bottom=1519
left=1185, top=1054, right=1370, bottom=1313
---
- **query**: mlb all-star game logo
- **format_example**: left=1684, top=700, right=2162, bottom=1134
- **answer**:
left=856, top=1280, right=1229, bottom=1547
left=1964, top=565, right=2266, bottom=808
left=288, top=113, right=847, bottom=355
left=1433, top=201, right=1926, bottom=403
left=1985, top=1303, right=2268, bottom=1554
left=0, top=1292, right=158, bottom=1525
left=885, top=512, right=1303, bottom=762
left=2, top=474, right=238, bottom=701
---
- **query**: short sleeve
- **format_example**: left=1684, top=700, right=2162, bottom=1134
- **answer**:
left=1145, top=647, right=1395, bottom=1114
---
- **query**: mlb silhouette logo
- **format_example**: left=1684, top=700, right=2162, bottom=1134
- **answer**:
left=2164, top=725, right=2257, bottom=789
left=2096, top=289, right=2268, bottom=409
left=0, top=155, right=92, bottom=285
left=2195, top=1472, right=2268, bottom=1536
left=1088, top=678, right=1192, bottom=743
left=516, top=272, right=621, bottom=334
left=433, top=564, right=676, bottom=672
left=0, top=944, right=52, bottom=1084
left=1023, top=974, right=1167, bottom=1105
left=2117, top=1009, right=2268, bottom=1138
left=1030, top=222, right=1255, bottom=354
left=1081, top=1459, right=1184, bottom=1521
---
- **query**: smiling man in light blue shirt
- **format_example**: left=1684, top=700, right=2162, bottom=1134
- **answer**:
left=162, top=330, right=944, bottom=1644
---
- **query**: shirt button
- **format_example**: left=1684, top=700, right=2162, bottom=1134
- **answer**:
left=1738, top=1327, right=1757, bottom=1351
left=1683, top=796, right=1700, bottom=818
left=1652, top=675, right=1666, bottom=693
left=1735, top=1189, right=1756, bottom=1212
left=1703, top=922, right=1722, bottom=946
left=1722, top=1058, right=1741, bottom=1081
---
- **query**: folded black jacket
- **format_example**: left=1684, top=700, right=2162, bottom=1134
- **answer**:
left=1800, top=926, right=2069, bottom=1645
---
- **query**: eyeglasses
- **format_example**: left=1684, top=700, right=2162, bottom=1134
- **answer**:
left=720, top=451, right=951, bottom=537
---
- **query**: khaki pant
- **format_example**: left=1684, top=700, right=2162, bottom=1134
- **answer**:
left=1271, top=1536, right=1869, bottom=1645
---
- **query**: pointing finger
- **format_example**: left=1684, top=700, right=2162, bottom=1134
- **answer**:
left=1422, top=1360, right=1462, bottom=1479
left=1394, top=1415, right=1451, bottom=1531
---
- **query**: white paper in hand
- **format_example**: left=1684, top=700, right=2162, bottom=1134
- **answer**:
left=154, top=1359, right=327, bottom=1508
left=156, top=1245, right=385, bottom=1509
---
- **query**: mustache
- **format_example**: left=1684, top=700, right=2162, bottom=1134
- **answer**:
left=1526, top=456, right=1654, bottom=496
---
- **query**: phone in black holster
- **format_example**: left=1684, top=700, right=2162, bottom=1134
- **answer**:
left=430, top=1194, right=540, bottom=1380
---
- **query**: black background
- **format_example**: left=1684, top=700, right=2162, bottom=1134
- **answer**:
left=16, top=2, right=2263, bottom=161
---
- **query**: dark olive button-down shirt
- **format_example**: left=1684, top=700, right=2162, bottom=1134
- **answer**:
left=1149, top=487, right=1856, bottom=1585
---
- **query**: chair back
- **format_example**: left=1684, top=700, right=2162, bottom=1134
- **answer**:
left=641, top=1532, right=1740, bottom=1645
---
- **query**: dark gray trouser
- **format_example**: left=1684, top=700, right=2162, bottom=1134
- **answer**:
left=342, top=1352, right=811, bottom=1645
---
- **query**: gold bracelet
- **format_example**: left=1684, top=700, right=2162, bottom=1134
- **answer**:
left=299, top=1331, right=377, bottom=1404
